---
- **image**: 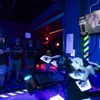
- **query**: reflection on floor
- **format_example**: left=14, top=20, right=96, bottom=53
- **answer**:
left=0, top=64, right=100, bottom=100
left=0, top=85, right=65, bottom=100
left=0, top=85, right=100, bottom=100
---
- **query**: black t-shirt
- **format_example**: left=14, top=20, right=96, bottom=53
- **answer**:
left=10, top=44, right=23, bottom=60
left=25, top=44, right=35, bottom=58
left=0, top=43, right=9, bottom=65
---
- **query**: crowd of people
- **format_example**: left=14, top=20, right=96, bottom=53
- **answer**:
left=0, top=34, right=38, bottom=91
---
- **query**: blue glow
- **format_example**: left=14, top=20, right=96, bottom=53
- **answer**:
left=0, top=95, right=8, bottom=98
left=24, top=75, right=32, bottom=81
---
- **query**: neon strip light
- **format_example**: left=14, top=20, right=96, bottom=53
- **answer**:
left=84, top=35, right=89, bottom=41
left=84, top=46, right=89, bottom=52
left=83, top=34, right=89, bottom=60
left=7, top=93, right=17, bottom=96
left=50, top=94, right=65, bottom=100
left=86, top=58, right=89, bottom=61
left=24, top=75, right=32, bottom=81
left=84, top=53, right=89, bottom=58
left=15, top=91, right=24, bottom=94
left=84, top=40, right=89, bottom=47
left=49, top=29, right=63, bottom=34
left=0, top=95, right=8, bottom=98
left=22, top=89, right=28, bottom=92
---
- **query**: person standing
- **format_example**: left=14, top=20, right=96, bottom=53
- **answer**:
left=45, top=50, right=52, bottom=72
left=25, top=39, right=35, bottom=73
left=7, top=38, right=23, bottom=84
left=35, top=40, right=42, bottom=72
left=0, top=34, right=10, bottom=90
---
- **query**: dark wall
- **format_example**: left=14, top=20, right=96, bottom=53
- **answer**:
left=0, top=20, right=26, bottom=46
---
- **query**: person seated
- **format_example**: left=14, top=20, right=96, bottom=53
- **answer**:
left=69, top=57, right=100, bottom=77
left=40, top=54, right=100, bottom=100
left=55, top=55, right=91, bottom=100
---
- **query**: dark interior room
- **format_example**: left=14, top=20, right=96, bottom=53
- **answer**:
left=0, top=0, right=100, bottom=100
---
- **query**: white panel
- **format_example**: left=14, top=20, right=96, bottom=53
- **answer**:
left=66, top=33, right=74, bottom=54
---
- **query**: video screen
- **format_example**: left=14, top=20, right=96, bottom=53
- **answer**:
left=79, top=10, right=100, bottom=35
left=79, top=16, right=87, bottom=35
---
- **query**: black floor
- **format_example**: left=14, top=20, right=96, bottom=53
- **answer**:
left=0, top=68, right=100, bottom=100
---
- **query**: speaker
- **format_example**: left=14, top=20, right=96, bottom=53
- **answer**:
left=21, top=68, right=65, bottom=95
left=33, top=71, right=65, bottom=88
left=33, top=73, right=54, bottom=86
left=21, top=68, right=37, bottom=95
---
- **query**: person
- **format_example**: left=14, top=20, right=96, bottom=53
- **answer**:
left=57, top=56, right=91, bottom=100
left=45, top=50, right=52, bottom=72
left=35, top=40, right=42, bottom=72
left=70, top=57, right=100, bottom=77
left=7, top=38, right=23, bottom=84
left=25, top=39, right=35, bottom=73
left=41, top=54, right=91, bottom=100
left=0, top=34, right=10, bottom=90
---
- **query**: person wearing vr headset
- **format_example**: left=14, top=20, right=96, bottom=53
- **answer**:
left=41, top=54, right=91, bottom=100
left=40, top=52, right=100, bottom=100
left=57, top=56, right=90, bottom=100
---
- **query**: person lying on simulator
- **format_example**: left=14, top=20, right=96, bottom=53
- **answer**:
left=43, top=55, right=100, bottom=76
left=40, top=54, right=100, bottom=100
left=69, top=57, right=100, bottom=77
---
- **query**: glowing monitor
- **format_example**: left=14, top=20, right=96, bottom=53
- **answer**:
left=79, top=10, right=100, bottom=35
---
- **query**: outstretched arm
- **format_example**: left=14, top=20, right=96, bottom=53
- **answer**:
left=79, top=65, right=90, bottom=81
left=51, top=55, right=61, bottom=59
left=88, top=61, right=100, bottom=68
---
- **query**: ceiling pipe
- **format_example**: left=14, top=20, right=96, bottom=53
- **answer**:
left=32, top=12, right=64, bottom=31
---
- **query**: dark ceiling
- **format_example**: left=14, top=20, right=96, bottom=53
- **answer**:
left=0, top=0, right=56, bottom=24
